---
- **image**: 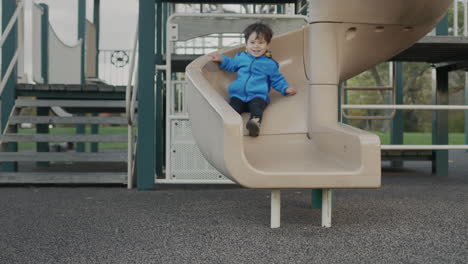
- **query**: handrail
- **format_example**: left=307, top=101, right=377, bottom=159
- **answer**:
left=0, top=1, right=24, bottom=95
left=126, top=27, right=138, bottom=125
left=382, top=145, right=468, bottom=150
left=0, top=1, right=24, bottom=47
left=341, top=63, right=397, bottom=120
left=125, top=22, right=139, bottom=189
left=342, top=104, right=468, bottom=110
left=0, top=50, right=19, bottom=94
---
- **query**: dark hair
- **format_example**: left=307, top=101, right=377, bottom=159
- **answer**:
left=243, top=23, right=273, bottom=43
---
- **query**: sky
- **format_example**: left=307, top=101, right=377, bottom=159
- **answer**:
left=31, top=0, right=138, bottom=49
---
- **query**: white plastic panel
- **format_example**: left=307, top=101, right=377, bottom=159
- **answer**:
left=169, top=119, right=232, bottom=182
left=48, top=24, right=81, bottom=84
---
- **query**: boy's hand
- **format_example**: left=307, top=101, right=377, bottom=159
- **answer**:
left=209, top=52, right=223, bottom=63
left=285, top=87, right=297, bottom=96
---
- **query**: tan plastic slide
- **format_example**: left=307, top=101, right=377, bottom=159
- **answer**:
left=186, top=0, right=452, bottom=189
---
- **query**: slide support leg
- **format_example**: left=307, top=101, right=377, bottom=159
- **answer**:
left=271, top=190, right=281, bottom=228
left=322, top=189, right=332, bottom=228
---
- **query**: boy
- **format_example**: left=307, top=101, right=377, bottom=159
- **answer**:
left=210, top=23, right=296, bottom=137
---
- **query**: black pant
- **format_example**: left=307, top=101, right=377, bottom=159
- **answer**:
left=229, top=97, right=267, bottom=121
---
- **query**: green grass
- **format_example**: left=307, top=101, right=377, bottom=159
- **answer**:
left=16, top=126, right=133, bottom=151
left=374, top=132, right=465, bottom=145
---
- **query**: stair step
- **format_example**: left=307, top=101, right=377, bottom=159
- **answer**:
left=15, top=99, right=127, bottom=108
left=0, top=152, right=127, bottom=162
left=0, top=134, right=128, bottom=142
left=0, top=172, right=127, bottom=184
left=9, top=116, right=127, bottom=125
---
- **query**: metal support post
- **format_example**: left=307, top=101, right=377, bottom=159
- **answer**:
left=391, top=62, right=404, bottom=168
left=311, top=189, right=322, bottom=209
left=155, top=0, right=165, bottom=179
left=76, top=114, right=86, bottom=152
left=312, top=189, right=334, bottom=209
left=432, top=16, right=449, bottom=176
left=1, top=0, right=18, bottom=172
left=39, top=4, right=49, bottom=84
left=36, top=107, right=49, bottom=166
left=91, top=113, right=98, bottom=152
left=78, top=0, right=86, bottom=84
left=35, top=4, right=50, bottom=166
left=432, top=68, right=449, bottom=176
left=76, top=0, right=86, bottom=153
left=93, top=0, right=100, bottom=76
left=137, top=0, right=156, bottom=190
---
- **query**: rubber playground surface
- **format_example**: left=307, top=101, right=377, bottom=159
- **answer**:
left=1, top=151, right=467, bottom=264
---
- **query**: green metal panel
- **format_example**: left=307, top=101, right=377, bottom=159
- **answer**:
left=276, top=4, right=283, bottom=14
left=1, top=0, right=18, bottom=172
left=94, top=0, right=100, bottom=76
left=78, top=0, right=86, bottom=84
left=162, top=2, right=168, bottom=54
left=432, top=69, right=449, bottom=176
left=155, top=0, right=166, bottom=178
left=337, top=83, right=343, bottom=122
left=36, top=5, right=50, bottom=167
left=36, top=107, right=50, bottom=167
left=341, top=82, right=348, bottom=124
left=311, top=189, right=334, bottom=209
left=436, top=15, right=449, bottom=36
left=77, top=0, right=87, bottom=152
left=91, top=113, right=99, bottom=152
left=383, top=156, right=433, bottom=161
left=311, top=189, right=322, bottom=209
left=391, top=62, right=404, bottom=168
left=137, top=0, right=156, bottom=190
left=76, top=114, right=86, bottom=152
left=39, top=4, right=49, bottom=83
left=432, top=15, right=449, bottom=176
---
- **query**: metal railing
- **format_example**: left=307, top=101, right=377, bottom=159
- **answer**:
left=341, top=104, right=468, bottom=150
left=172, top=3, right=292, bottom=15
left=0, top=0, right=24, bottom=95
left=342, top=62, right=396, bottom=120
left=170, top=80, right=188, bottom=116
left=169, top=3, right=294, bottom=55
left=341, top=1, right=468, bottom=150
left=125, top=24, right=139, bottom=189
left=173, top=34, right=243, bottom=55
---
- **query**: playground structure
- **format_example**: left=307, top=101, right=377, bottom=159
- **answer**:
left=1, top=0, right=468, bottom=227
left=186, top=0, right=452, bottom=227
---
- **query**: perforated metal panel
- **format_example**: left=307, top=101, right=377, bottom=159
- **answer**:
left=170, top=119, right=232, bottom=181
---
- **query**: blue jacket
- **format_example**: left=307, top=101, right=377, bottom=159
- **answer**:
left=220, top=52, right=289, bottom=103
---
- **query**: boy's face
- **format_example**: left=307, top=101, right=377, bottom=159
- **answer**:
left=246, top=32, right=269, bottom=57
